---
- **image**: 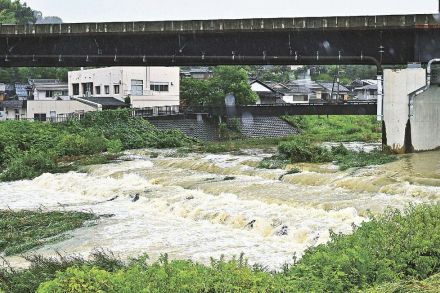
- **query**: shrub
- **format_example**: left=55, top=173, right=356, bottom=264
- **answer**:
left=57, top=132, right=108, bottom=156
left=107, top=139, right=124, bottom=154
left=285, top=204, right=440, bottom=292
left=0, top=149, right=57, bottom=181
left=278, top=138, right=332, bottom=163
left=258, top=156, right=288, bottom=169
left=334, top=149, right=397, bottom=170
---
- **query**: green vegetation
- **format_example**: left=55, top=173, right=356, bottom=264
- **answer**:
left=1, top=204, right=438, bottom=292
left=181, top=66, right=258, bottom=106
left=283, top=115, right=382, bottom=142
left=0, top=109, right=190, bottom=182
left=0, top=210, right=95, bottom=256
left=305, top=65, right=377, bottom=85
left=276, top=138, right=396, bottom=170
left=0, top=0, right=35, bottom=24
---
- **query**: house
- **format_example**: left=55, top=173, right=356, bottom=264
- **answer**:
left=29, top=79, right=69, bottom=100
left=68, top=67, right=180, bottom=108
left=351, top=80, right=378, bottom=101
left=0, top=100, right=27, bottom=120
left=279, top=83, right=313, bottom=104
left=314, top=82, right=351, bottom=103
left=15, top=83, right=32, bottom=100
left=181, top=67, right=213, bottom=80
left=249, top=79, right=284, bottom=104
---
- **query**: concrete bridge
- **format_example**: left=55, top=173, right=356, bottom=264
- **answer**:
left=1, top=14, right=440, bottom=67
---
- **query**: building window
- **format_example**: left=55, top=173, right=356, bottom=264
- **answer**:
left=95, top=86, right=101, bottom=95
left=114, top=85, right=120, bottom=94
left=131, top=80, right=143, bottom=95
left=46, top=91, right=54, bottom=98
left=72, top=83, right=80, bottom=95
left=104, top=85, right=110, bottom=94
left=34, top=113, right=46, bottom=121
left=150, top=83, right=169, bottom=92
left=82, top=82, right=93, bottom=96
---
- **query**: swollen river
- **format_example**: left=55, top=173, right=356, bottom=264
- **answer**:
left=1, top=148, right=439, bottom=269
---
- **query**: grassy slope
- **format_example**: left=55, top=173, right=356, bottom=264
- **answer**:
left=283, top=115, right=382, bottom=142
left=0, top=210, right=95, bottom=256
left=199, top=115, right=382, bottom=154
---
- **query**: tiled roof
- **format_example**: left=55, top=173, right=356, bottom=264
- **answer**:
left=0, top=100, right=26, bottom=109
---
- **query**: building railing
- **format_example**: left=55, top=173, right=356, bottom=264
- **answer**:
left=6, top=113, right=85, bottom=123
left=133, top=105, right=180, bottom=117
left=124, top=90, right=171, bottom=96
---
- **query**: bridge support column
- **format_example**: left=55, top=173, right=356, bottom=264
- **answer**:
left=383, top=67, right=440, bottom=152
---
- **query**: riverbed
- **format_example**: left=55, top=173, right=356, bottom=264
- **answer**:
left=1, top=148, right=439, bottom=269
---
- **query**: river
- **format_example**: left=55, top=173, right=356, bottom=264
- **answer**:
left=1, top=147, right=439, bottom=269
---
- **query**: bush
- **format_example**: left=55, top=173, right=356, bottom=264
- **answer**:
left=334, top=148, right=397, bottom=170
left=106, top=139, right=124, bottom=154
left=285, top=204, right=440, bottom=292
left=278, top=138, right=332, bottom=163
left=57, top=131, right=108, bottom=156
left=258, top=156, right=288, bottom=169
left=0, top=149, right=57, bottom=181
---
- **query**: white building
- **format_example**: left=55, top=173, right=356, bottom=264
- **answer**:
left=29, top=79, right=69, bottom=101
left=68, top=67, right=180, bottom=108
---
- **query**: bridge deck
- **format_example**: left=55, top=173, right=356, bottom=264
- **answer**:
left=1, top=14, right=439, bottom=35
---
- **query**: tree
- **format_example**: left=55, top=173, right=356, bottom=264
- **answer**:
left=209, top=66, right=258, bottom=105
left=181, top=66, right=258, bottom=106
left=0, top=0, right=35, bottom=24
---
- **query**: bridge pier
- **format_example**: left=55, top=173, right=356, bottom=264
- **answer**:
left=383, top=67, right=440, bottom=153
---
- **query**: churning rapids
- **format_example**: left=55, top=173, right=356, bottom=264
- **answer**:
left=1, top=147, right=440, bottom=269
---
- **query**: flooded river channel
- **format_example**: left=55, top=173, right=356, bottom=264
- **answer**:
left=1, top=147, right=439, bottom=269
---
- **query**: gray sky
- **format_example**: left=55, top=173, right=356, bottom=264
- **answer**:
left=25, top=0, right=438, bottom=23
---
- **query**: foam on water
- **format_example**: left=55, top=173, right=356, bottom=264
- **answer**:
left=1, top=148, right=439, bottom=269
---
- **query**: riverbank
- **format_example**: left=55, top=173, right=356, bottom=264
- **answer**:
left=1, top=204, right=439, bottom=292
left=0, top=110, right=190, bottom=182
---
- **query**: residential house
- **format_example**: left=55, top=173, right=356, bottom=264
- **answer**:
left=0, top=100, right=27, bottom=120
left=351, top=79, right=378, bottom=100
left=249, top=79, right=284, bottom=104
left=68, top=67, right=180, bottom=109
left=15, top=83, right=32, bottom=100
left=279, top=84, right=313, bottom=104
left=181, top=67, right=213, bottom=80
left=29, top=79, right=69, bottom=101
left=314, top=82, right=350, bottom=103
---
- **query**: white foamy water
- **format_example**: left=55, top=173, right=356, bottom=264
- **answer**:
left=1, top=148, right=439, bottom=269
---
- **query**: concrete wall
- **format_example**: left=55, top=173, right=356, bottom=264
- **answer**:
left=26, top=100, right=96, bottom=119
left=383, top=68, right=427, bottom=152
left=411, top=87, right=440, bottom=151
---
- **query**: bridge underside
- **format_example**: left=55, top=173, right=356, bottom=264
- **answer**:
left=186, top=103, right=377, bottom=116
left=0, top=29, right=439, bottom=67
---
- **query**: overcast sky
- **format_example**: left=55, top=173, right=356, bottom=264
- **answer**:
left=24, top=0, right=438, bottom=23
